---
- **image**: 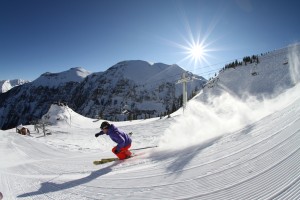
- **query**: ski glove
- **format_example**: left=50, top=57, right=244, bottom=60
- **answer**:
left=95, top=133, right=101, bottom=137
left=95, top=131, right=104, bottom=137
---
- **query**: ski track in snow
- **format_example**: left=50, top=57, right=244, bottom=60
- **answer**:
left=1, top=94, right=300, bottom=200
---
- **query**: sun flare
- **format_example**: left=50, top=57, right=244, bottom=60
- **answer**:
left=181, top=40, right=210, bottom=67
left=169, top=29, right=215, bottom=67
left=189, top=44, right=204, bottom=61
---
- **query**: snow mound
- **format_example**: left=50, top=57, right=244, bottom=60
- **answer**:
left=41, top=104, right=96, bottom=128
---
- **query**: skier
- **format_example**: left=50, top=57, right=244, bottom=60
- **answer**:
left=95, top=121, right=132, bottom=160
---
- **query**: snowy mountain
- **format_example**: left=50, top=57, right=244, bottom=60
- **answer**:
left=0, top=61, right=205, bottom=130
left=0, top=79, right=29, bottom=93
left=71, top=60, right=205, bottom=121
left=0, top=67, right=92, bottom=130
left=32, top=67, right=91, bottom=87
left=0, top=44, right=300, bottom=199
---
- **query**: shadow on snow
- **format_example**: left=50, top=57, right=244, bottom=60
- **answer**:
left=17, top=162, right=119, bottom=198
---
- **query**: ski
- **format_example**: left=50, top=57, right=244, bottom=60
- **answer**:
left=93, top=153, right=137, bottom=165
left=93, top=158, right=118, bottom=165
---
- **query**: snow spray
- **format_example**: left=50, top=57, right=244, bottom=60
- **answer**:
left=159, top=92, right=258, bottom=150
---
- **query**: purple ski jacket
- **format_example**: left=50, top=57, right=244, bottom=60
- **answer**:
left=100, top=124, right=132, bottom=152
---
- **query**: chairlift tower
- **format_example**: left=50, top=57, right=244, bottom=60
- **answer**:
left=176, top=72, right=202, bottom=113
left=176, top=72, right=192, bottom=113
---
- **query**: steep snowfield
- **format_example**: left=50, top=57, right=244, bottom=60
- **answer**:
left=201, top=45, right=300, bottom=101
left=1, top=45, right=300, bottom=199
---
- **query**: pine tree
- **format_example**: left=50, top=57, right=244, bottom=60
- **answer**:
left=172, top=102, right=176, bottom=113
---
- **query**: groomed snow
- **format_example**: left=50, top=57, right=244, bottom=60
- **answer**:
left=1, top=85, right=300, bottom=199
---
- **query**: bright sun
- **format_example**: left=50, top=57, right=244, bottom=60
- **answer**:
left=182, top=41, right=208, bottom=66
left=190, top=44, right=203, bottom=60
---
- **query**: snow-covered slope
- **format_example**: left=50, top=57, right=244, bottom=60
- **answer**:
left=1, top=45, right=300, bottom=199
left=0, top=82, right=300, bottom=199
left=201, top=44, right=300, bottom=100
left=0, top=79, right=29, bottom=93
left=32, top=67, right=90, bottom=87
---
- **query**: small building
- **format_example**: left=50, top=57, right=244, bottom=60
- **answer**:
left=16, top=125, right=30, bottom=136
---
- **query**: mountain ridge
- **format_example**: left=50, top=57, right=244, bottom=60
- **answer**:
left=31, top=67, right=91, bottom=88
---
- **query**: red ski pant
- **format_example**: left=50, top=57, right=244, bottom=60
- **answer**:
left=112, top=144, right=132, bottom=160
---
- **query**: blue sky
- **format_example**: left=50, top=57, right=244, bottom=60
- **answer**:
left=1, top=0, right=300, bottom=81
